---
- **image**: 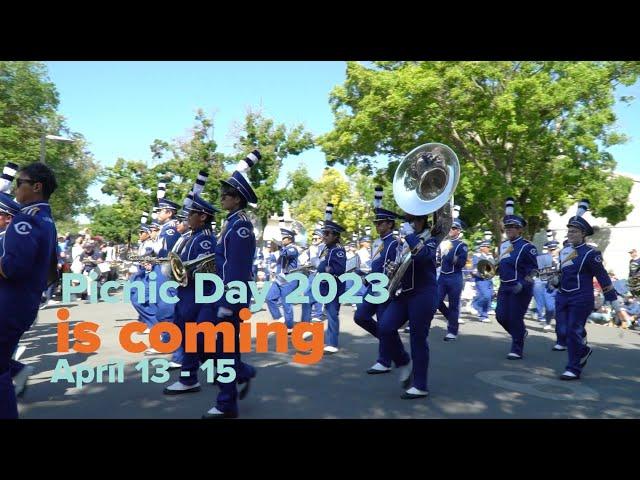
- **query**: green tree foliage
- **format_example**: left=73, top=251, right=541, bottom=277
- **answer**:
left=292, top=167, right=397, bottom=242
left=90, top=110, right=315, bottom=241
left=0, top=61, right=99, bottom=220
left=319, top=61, right=640, bottom=239
left=230, top=109, right=315, bottom=226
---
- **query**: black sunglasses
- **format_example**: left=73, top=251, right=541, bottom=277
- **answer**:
left=16, top=178, right=37, bottom=188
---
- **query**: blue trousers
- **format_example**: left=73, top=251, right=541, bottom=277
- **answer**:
left=266, top=280, right=298, bottom=328
left=325, top=299, right=341, bottom=348
left=472, top=278, right=493, bottom=319
left=299, top=273, right=323, bottom=319
left=533, top=279, right=556, bottom=323
left=354, top=293, right=392, bottom=367
left=213, top=303, right=257, bottom=415
left=495, top=283, right=533, bottom=356
left=0, top=325, right=24, bottom=419
left=437, top=273, right=463, bottom=335
left=555, top=294, right=593, bottom=376
left=378, top=288, right=436, bottom=391
left=130, top=271, right=158, bottom=329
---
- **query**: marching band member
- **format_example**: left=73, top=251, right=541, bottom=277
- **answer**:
left=317, top=204, right=347, bottom=353
left=0, top=189, right=35, bottom=397
left=162, top=194, right=217, bottom=394
left=436, top=205, right=468, bottom=341
left=496, top=198, right=538, bottom=360
left=266, top=223, right=299, bottom=333
left=1, top=162, right=59, bottom=419
left=378, top=211, right=441, bottom=399
left=300, top=229, right=324, bottom=321
left=129, top=217, right=158, bottom=335
left=533, top=230, right=559, bottom=332
left=554, top=200, right=619, bottom=380
left=471, top=233, right=494, bottom=323
left=353, top=186, right=401, bottom=374
left=156, top=187, right=181, bottom=258
left=201, top=150, right=261, bottom=419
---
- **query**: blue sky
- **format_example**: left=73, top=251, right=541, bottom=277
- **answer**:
left=44, top=61, right=640, bottom=212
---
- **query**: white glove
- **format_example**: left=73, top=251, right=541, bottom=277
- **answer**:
left=217, top=306, right=233, bottom=318
left=399, top=222, right=414, bottom=236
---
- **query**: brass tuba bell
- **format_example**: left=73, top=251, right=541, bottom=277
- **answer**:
left=386, top=143, right=461, bottom=297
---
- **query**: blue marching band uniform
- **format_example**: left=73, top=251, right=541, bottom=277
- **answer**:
left=471, top=232, right=495, bottom=322
left=532, top=230, right=559, bottom=330
left=436, top=205, right=468, bottom=341
left=495, top=198, right=538, bottom=360
left=300, top=203, right=347, bottom=353
left=266, top=223, right=300, bottom=331
left=1, top=162, right=58, bottom=419
left=554, top=200, right=619, bottom=380
left=353, top=186, right=402, bottom=373
left=377, top=213, right=440, bottom=398
left=162, top=152, right=260, bottom=419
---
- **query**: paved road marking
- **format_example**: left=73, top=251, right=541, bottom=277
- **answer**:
left=475, top=370, right=599, bottom=401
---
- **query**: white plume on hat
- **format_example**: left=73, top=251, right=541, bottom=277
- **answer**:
left=374, top=186, right=383, bottom=208
left=483, top=230, right=493, bottom=241
left=453, top=205, right=461, bottom=219
left=325, top=203, right=334, bottom=221
left=157, top=182, right=166, bottom=201
left=505, top=197, right=515, bottom=216
left=183, top=191, right=194, bottom=211
left=1, top=162, right=18, bottom=194
left=576, top=199, right=589, bottom=217
left=192, top=170, right=208, bottom=197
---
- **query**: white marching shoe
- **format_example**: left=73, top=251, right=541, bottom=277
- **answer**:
left=444, top=333, right=457, bottom=342
left=323, top=346, right=339, bottom=354
left=506, top=352, right=522, bottom=360
left=401, top=387, right=429, bottom=399
left=560, top=370, right=579, bottom=380
left=366, top=362, right=391, bottom=374
left=144, top=347, right=161, bottom=355
left=543, top=324, right=553, bottom=331
left=458, top=318, right=466, bottom=324
left=552, top=344, right=567, bottom=351
left=163, top=381, right=201, bottom=395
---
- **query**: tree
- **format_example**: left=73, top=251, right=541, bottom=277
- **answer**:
left=230, top=109, right=315, bottom=226
left=292, top=167, right=392, bottom=241
left=93, top=111, right=229, bottom=241
left=319, top=61, right=640, bottom=240
left=91, top=109, right=316, bottom=241
left=0, top=61, right=99, bottom=220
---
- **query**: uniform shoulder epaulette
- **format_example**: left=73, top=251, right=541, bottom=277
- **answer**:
left=24, top=206, right=40, bottom=216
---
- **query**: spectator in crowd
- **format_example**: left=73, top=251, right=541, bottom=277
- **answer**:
left=618, top=293, right=640, bottom=329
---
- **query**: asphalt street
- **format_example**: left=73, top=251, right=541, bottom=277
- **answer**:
left=16, top=294, right=640, bottom=419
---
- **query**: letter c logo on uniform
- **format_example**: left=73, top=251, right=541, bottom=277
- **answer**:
left=237, top=227, right=250, bottom=238
left=200, top=240, right=212, bottom=250
left=14, top=221, right=32, bottom=235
